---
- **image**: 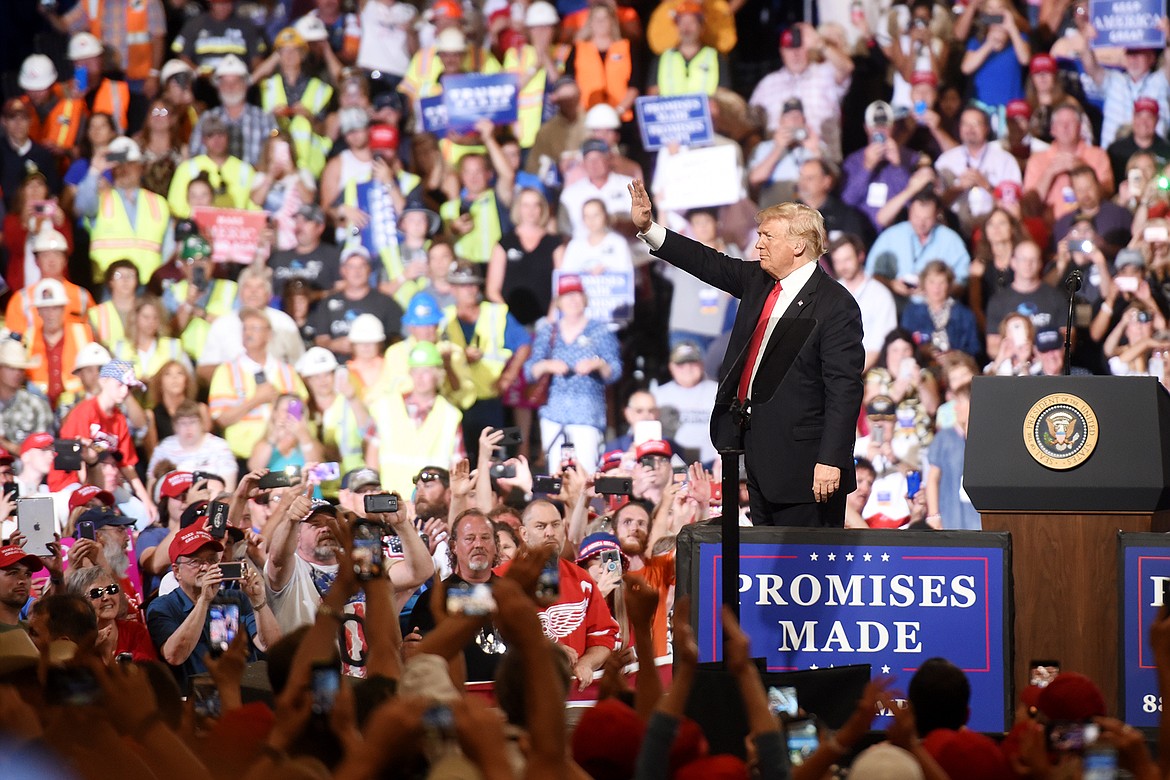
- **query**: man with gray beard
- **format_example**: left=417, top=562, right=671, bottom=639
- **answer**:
left=409, top=509, right=505, bottom=682
left=67, top=506, right=144, bottom=619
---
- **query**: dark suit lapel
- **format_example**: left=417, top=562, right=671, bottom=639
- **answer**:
left=756, top=265, right=824, bottom=369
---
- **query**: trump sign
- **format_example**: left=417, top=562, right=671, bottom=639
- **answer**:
left=1119, top=533, right=1170, bottom=730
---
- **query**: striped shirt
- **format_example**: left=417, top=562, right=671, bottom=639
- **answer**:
left=749, top=62, right=850, bottom=161
left=1099, top=68, right=1170, bottom=148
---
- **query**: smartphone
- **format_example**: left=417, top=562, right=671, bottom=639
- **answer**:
left=77, top=520, right=96, bottom=541
left=352, top=520, right=385, bottom=580
left=191, top=265, right=207, bottom=289
left=363, top=493, right=398, bottom=514
left=768, top=685, right=799, bottom=718
left=560, top=443, right=576, bottom=471
left=1048, top=721, right=1099, bottom=752
left=17, top=496, right=56, bottom=556
left=191, top=677, right=221, bottom=719
left=788, top=27, right=802, bottom=47
left=257, top=470, right=292, bottom=489
left=2, top=482, right=17, bottom=500
left=218, top=561, right=244, bottom=581
left=785, top=717, right=819, bottom=766
left=498, top=426, right=522, bottom=447
left=45, top=665, right=101, bottom=706
left=254, top=370, right=268, bottom=386
left=1115, top=275, right=1140, bottom=294
left=287, top=398, right=304, bottom=421
left=309, top=462, right=340, bottom=482
left=272, top=140, right=292, bottom=170
left=535, top=553, right=560, bottom=601
left=207, top=500, right=230, bottom=539
left=207, top=601, right=240, bottom=658
left=905, top=470, right=922, bottom=499
left=53, top=439, right=83, bottom=471
left=31, top=200, right=54, bottom=218
left=1029, top=660, right=1060, bottom=688
left=600, top=549, right=621, bottom=575
left=1146, top=226, right=1169, bottom=243
left=489, top=461, right=517, bottom=479
left=73, top=64, right=88, bottom=95
left=310, top=662, right=341, bottom=716
left=533, top=476, right=563, bottom=494
left=595, top=476, right=633, bottom=496
left=1008, top=319, right=1029, bottom=348
left=632, top=420, right=663, bottom=446
left=985, top=13, right=1005, bottom=24
left=446, top=582, right=496, bottom=616
left=1084, top=745, right=1119, bottom=780
left=459, top=199, right=473, bottom=216
left=192, top=471, right=222, bottom=487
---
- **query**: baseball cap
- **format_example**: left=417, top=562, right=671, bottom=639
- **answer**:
left=866, top=395, right=896, bottom=419
left=342, top=468, right=381, bottom=491
left=1135, top=97, right=1160, bottom=117
left=921, top=729, right=1013, bottom=780
left=341, top=243, right=372, bottom=264
left=348, top=313, right=386, bottom=344
left=571, top=699, right=646, bottom=779
left=584, top=104, right=621, bottom=131
left=68, top=485, right=115, bottom=511
left=575, top=532, right=624, bottom=566
left=372, top=90, right=404, bottom=114
left=1036, top=672, right=1107, bottom=721
left=181, top=234, right=212, bottom=261
left=636, top=439, right=672, bottom=460
left=1029, top=54, right=1057, bottom=74
left=557, top=275, right=585, bottom=296
left=296, top=346, right=340, bottom=377
left=781, top=97, right=804, bottom=114
left=1116, top=247, right=1146, bottom=270
left=159, top=471, right=195, bottom=498
left=369, top=123, right=400, bottom=153
left=76, top=507, right=133, bottom=534
left=446, top=260, right=481, bottom=286
left=72, top=342, right=112, bottom=374
left=599, top=449, right=624, bottom=473
left=401, top=205, right=442, bottom=236
left=295, top=203, right=325, bottom=223
left=865, top=100, right=894, bottom=128
left=403, top=291, right=444, bottom=326
left=910, top=70, right=938, bottom=86
left=168, top=527, right=223, bottom=563
left=99, top=360, right=146, bottom=389
left=20, top=432, right=54, bottom=456
left=581, top=138, right=610, bottom=157
left=670, top=342, right=703, bottom=364
left=0, top=545, right=43, bottom=572
left=1005, top=99, right=1031, bottom=120
left=779, top=28, right=799, bottom=48
left=408, top=342, right=443, bottom=368
left=32, top=278, right=68, bottom=308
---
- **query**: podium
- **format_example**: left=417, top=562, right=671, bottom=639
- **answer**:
left=965, top=376, right=1170, bottom=713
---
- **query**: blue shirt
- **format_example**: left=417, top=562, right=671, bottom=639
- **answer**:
left=967, top=35, right=1026, bottom=108
left=146, top=586, right=258, bottom=691
left=927, top=427, right=981, bottom=531
left=866, top=222, right=971, bottom=284
left=900, top=301, right=982, bottom=358
left=136, top=526, right=169, bottom=597
left=524, top=319, right=622, bottom=430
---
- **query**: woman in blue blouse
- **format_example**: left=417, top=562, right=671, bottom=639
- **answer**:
left=524, top=274, right=622, bottom=474
left=901, top=260, right=982, bottom=360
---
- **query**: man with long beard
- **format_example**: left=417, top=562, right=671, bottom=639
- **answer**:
left=612, top=500, right=675, bottom=660
left=67, top=506, right=145, bottom=620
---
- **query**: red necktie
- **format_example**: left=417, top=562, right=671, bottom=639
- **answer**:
left=737, top=280, right=783, bottom=402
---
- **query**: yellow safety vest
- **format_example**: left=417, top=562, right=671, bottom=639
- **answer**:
left=399, top=48, right=501, bottom=102
left=656, top=47, right=721, bottom=97
left=167, top=155, right=258, bottom=219
left=378, top=337, right=477, bottom=409
left=169, top=279, right=239, bottom=358
left=321, top=393, right=366, bottom=476
left=209, top=359, right=305, bottom=459
left=110, top=336, right=187, bottom=380
left=503, top=45, right=548, bottom=149
left=369, top=392, right=462, bottom=496
left=89, top=188, right=170, bottom=279
left=438, top=190, right=502, bottom=265
left=88, top=300, right=127, bottom=348
left=441, top=302, right=512, bottom=401
left=260, top=75, right=334, bottom=178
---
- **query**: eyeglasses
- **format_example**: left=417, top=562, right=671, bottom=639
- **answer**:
left=639, top=456, right=667, bottom=468
left=150, top=107, right=170, bottom=118
left=416, top=471, right=443, bottom=483
left=110, top=271, right=135, bottom=281
left=178, top=556, right=219, bottom=568
left=87, top=583, right=121, bottom=599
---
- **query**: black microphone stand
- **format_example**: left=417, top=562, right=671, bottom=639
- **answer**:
left=1063, top=270, right=1083, bottom=376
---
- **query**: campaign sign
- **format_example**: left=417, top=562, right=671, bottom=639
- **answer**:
left=1089, top=0, right=1166, bottom=49
left=553, top=270, right=634, bottom=326
left=635, top=94, right=713, bottom=151
left=420, top=95, right=448, bottom=135
left=1118, top=533, right=1170, bottom=730
left=191, top=207, right=267, bottom=264
left=442, top=73, right=520, bottom=129
left=677, top=527, right=1013, bottom=732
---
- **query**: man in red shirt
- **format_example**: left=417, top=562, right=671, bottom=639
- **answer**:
left=496, top=498, right=618, bottom=690
left=54, top=361, right=156, bottom=522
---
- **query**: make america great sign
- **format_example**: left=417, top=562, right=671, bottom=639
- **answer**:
left=677, top=527, right=1013, bottom=732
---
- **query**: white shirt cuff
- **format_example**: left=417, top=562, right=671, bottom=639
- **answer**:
left=637, top=221, right=667, bottom=252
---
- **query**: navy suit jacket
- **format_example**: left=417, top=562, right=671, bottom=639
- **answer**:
left=651, top=230, right=864, bottom=503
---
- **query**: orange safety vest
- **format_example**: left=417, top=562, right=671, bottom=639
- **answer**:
left=26, top=322, right=94, bottom=404
left=5, top=280, right=94, bottom=338
left=574, top=39, right=633, bottom=122
left=22, top=91, right=86, bottom=151
left=92, top=78, right=131, bottom=134
left=86, top=0, right=154, bottom=81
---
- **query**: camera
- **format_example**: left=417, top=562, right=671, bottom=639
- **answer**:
left=1077, top=239, right=1094, bottom=254
left=791, top=127, right=808, bottom=144
left=489, top=461, right=516, bottom=479
left=364, top=493, right=399, bottom=514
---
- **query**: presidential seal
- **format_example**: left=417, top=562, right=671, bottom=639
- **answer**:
left=1022, top=393, right=1099, bottom=470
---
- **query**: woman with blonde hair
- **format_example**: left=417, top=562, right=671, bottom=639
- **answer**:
left=144, top=359, right=208, bottom=456
left=111, top=296, right=191, bottom=382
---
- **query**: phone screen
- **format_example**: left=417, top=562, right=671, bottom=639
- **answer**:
left=786, top=718, right=819, bottom=766
left=208, top=602, right=240, bottom=656
left=768, top=686, right=799, bottom=718
left=446, top=582, right=496, bottom=616
left=536, top=554, right=560, bottom=601
left=1029, top=660, right=1060, bottom=688
left=311, top=664, right=341, bottom=715
left=352, top=521, right=385, bottom=580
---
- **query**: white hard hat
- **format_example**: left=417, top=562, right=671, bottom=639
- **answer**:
left=525, top=1, right=559, bottom=27
left=106, top=136, right=142, bottom=163
left=32, top=278, right=68, bottom=308
left=435, top=28, right=467, bottom=54
left=159, top=58, right=193, bottom=84
left=214, top=54, right=249, bottom=81
left=295, top=14, right=329, bottom=43
left=295, top=346, right=340, bottom=377
left=32, top=229, right=68, bottom=254
left=68, top=32, right=103, bottom=62
left=348, top=313, right=387, bottom=344
left=72, top=342, right=112, bottom=374
left=19, top=55, right=57, bottom=92
left=585, top=104, right=622, bottom=130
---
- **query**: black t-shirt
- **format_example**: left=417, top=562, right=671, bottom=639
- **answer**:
left=173, top=13, right=267, bottom=69
left=269, top=244, right=342, bottom=293
left=1107, top=134, right=1170, bottom=186
left=410, top=573, right=505, bottom=683
left=986, top=283, right=1068, bottom=351
left=309, top=288, right=404, bottom=352
left=1, top=141, right=61, bottom=210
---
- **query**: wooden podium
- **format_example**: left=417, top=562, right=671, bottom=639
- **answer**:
left=966, top=376, right=1170, bottom=714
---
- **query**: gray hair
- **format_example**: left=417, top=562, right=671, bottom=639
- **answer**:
left=64, top=565, right=113, bottom=597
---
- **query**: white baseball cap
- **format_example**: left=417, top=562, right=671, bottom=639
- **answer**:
left=31, top=228, right=68, bottom=254
left=32, top=278, right=68, bottom=308
left=106, top=136, right=142, bottom=163
left=348, top=313, right=386, bottom=344
left=72, top=342, right=112, bottom=374
left=585, top=104, right=621, bottom=130
left=525, top=1, right=559, bottom=26
left=68, top=32, right=103, bottom=61
left=19, top=55, right=57, bottom=92
left=295, top=346, right=340, bottom=377
left=159, top=59, right=193, bottom=84
left=214, top=54, right=249, bottom=80
left=295, top=14, right=329, bottom=43
left=435, top=29, right=467, bottom=53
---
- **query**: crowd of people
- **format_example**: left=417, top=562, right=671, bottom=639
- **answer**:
left=0, top=0, right=1167, bottom=776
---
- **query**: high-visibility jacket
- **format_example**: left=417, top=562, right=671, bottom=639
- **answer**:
left=342, top=173, right=422, bottom=278
left=26, top=323, right=94, bottom=406
left=167, top=154, right=258, bottom=218
left=438, top=189, right=502, bottom=265
left=503, top=45, right=548, bottom=148
left=5, top=280, right=94, bottom=337
left=110, top=336, right=186, bottom=380
left=88, top=300, right=128, bottom=348
left=369, top=392, right=462, bottom=496
left=320, top=393, right=366, bottom=477
left=399, top=47, right=500, bottom=103
left=209, top=358, right=305, bottom=458
left=378, top=337, right=476, bottom=409
left=84, top=0, right=156, bottom=81
left=574, top=38, right=633, bottom=121
left=441, top=302, right=512, bottom=401
left=22, top=91, right=86, bottom=151
left=91, top=78, right=131, bottom=134
left=168, top=279, right=239, bottom=357
left=89, top=188, right=170, bottom=280
left=656, top=46, right=720, bottom=96
left=260, top=75, right=334, bottom=177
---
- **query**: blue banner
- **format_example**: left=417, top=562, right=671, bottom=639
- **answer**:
left=442, top=73, right=520, bottom=129
left=1089, top=0, right=1166, bottom=49
left=679, top=528, right=1012, bottom=732
left=1119, top=534, right=1170, bottom=730
left=420, top=95, right=448, bottom=135
left=635, top=94, right=714, bottom=151
left=552, top=270, right=634, bottom=326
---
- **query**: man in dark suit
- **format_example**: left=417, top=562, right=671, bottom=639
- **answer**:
left=629, top=180, right=864, bottom=526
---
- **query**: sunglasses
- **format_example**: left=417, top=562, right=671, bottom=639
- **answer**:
left=150, top=107, right=170, bottom=118
left=87, top=583, right=121, bottom=599
left=416, top=471, right=443, bottom=483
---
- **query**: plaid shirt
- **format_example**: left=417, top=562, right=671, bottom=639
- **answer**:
left=65, top=0, right=166, bottom=66
left=188, top=105, right=277, bottom=168
left=0, top=387, right=54, bottom=447
left=749, top=62, right=850, bottom=161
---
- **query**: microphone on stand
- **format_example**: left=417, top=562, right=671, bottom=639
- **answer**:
left=1063, top=269, right=1083, bottom=376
